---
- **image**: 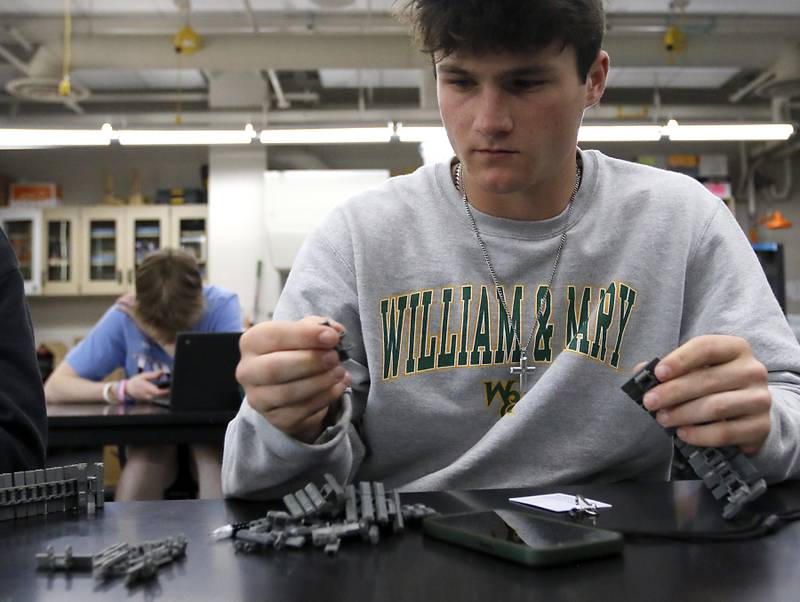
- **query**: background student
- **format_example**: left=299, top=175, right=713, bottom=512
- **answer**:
left=45, top=248, right=241, bottom=500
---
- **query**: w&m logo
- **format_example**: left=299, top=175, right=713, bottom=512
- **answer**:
left=484, top=381, right=520, bottom=417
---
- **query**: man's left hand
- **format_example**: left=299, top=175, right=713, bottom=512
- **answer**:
left=641, top=335, right=771, bottom=454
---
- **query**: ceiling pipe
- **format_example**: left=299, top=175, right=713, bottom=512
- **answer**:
left=18, top=32, right=785, bottom=72
left=1, top=13, right=798, bottom=39
left=266, top=69, right=290, bottom=110
left=0, top=103, right=781, bottom=128
left=5, top=27, right=34, bottom=53
left=0, top=43, right=32, bottom=75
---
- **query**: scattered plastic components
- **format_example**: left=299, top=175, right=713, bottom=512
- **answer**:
left=37, top=535, right=188, bottom=587
left=622, top=357, right=767, bottom=519
left=0, top=463, right=104, bottom=521
left=212, top=474, right=436, bottom=556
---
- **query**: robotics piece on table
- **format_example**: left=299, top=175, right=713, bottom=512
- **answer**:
left=211, top=473, right=437, bottom=556
left=0, top=462, right=104, bottom=521
left=37, top=535, right=188, bottom=587
left=622, top=358, right=767, bottom=519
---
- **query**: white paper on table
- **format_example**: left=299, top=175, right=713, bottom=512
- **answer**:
left=509, top=492, right=612, bottom=513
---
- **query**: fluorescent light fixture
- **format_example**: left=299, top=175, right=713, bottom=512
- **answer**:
left=396, top=126, right=447, bottom=143
left=118, top=128, right=257, bottom=145
left=260, top=126, right=393, bottom=144
left=0, top=128, right=111, bottom=148
left=578, top=125, right=663, bottom=142
left=101, top=122, right=118, bottom=140
left=664, top=122, right=795, bottom=141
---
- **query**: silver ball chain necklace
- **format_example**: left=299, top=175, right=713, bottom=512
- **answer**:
left=455, top=159, right=582, bottom=394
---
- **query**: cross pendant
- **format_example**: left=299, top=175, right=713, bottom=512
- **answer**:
left=509, top=351, right=536, bottom=393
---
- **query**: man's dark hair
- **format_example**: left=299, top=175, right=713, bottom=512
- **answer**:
left=134, top=248, right=204, bottom=343
left=398, top=0, right=605, bottom=82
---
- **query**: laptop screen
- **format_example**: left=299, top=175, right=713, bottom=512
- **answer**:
left=167, top=332, right=243, bottom=412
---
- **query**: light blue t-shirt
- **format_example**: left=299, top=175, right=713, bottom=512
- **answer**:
left=66, top=285, right=242, bottom=381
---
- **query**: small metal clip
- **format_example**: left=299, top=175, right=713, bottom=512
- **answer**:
left=569, top=494, right=598, bottom=517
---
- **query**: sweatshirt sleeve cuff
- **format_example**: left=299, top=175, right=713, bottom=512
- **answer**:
left=240, top=389, right=353, bottom=461
left=749, top=387, right=800, bottom=482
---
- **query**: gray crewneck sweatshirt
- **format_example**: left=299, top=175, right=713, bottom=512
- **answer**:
left=223, top=149, right=800, bottom=499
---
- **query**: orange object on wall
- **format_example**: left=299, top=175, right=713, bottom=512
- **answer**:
left=764, top=211, right=792, bottom=230
left=9, top=183, right=61, bottom=207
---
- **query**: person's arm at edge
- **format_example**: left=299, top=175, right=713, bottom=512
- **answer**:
left=0, top=240, right=46, bottom=472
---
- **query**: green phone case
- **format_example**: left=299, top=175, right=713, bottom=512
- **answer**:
left=422, top=510, right=623, bottom=567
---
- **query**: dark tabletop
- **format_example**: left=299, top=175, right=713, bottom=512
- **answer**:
left=46, top=402, right=236, bottom=447
left=2, top=480, right=800, bottom=601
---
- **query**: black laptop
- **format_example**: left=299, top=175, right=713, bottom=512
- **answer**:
left=152, top=332, right=243, bottom=412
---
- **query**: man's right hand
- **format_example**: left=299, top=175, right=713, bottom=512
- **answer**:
left=236, top=316, right=352, bottom=443
left=126, top=369, right=171, bottom=402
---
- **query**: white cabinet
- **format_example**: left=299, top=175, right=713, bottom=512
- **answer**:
left=3, top=205, right=208, bottom=296
left=0, top=207, right=43, bottom=295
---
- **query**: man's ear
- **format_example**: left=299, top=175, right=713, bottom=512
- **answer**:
left=584, top=50, right=609, bottom=109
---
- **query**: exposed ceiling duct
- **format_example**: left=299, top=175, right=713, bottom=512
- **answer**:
left=756, top=43, right=800, bottom=98
left=731, top=43, right=800, bottom=102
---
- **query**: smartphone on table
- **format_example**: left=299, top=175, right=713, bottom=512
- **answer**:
left=422, top=509, right=623, bottom=567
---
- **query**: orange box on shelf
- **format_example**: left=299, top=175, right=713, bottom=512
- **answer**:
left=9, top=182, right=61, bottom=208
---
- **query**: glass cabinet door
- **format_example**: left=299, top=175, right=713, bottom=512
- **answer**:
left=133, top=218, right=162, bottom=267
left=170, top=206, right=208, bottom=281
left=126, top=207, right=168, bottom=289
left=178, top=217, right=207, bottom=278
left=0, top=209, right=43, bottom=295
left=47, top=219, right=72, bottom=283
left=5, top=219, right=33, bottom=280
left=42, top=208, right=81, bottom=295
left=89, top=220, right=118, bottom=282
left=80, top=207, right=125, bottom=294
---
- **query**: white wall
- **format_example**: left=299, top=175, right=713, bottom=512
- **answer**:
left=263, top=169, right=389, bottom=265
left=207, top=146, right=268, bottom=324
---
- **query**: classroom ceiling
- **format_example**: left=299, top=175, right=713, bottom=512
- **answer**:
left=0, top=0, right=799, bottom=133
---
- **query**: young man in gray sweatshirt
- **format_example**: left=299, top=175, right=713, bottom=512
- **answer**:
left=222, top=0, right=800, bottom=499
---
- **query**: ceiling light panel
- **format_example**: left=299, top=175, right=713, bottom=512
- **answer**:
left=604, top=0, right=800, bottom=14
left=319, top=69, right=422, bottom=89
left=248, top=0, right=395, bottom=10
left=70, top=69, right=206, bottom=91
left=3, top=0, right=800, bottom=14
left=606, top=67, right=740, bottom=89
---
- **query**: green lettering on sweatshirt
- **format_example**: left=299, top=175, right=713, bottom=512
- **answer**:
left=405, top=292, right=420, bottom=375
left=417, top=290, right=437, bottom=371
left=610, top=283, right=638, bottom=369
left=532, top=285, right=554, bottom=362
left=436, top=287, right=458, bottom=369
left=590, top=282, right=616, bottom=363
left=457, top=285, right=473, bottom=366
left=470, top=286, right=494, bottom=365
left=381, top=295, right=408, bottom=380
left=565, top=286, right=592, bottom=355
left=494, top=285, right=523, bottom=364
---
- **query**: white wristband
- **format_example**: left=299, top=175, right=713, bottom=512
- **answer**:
left=102, top=381, right=116, bottom=404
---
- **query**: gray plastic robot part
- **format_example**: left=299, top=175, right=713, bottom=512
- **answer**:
left=1, top=463, right=105, bottom=521
left=622, top=358, right=767, bottom=519
left=221, top=474, right=437, bottom=557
